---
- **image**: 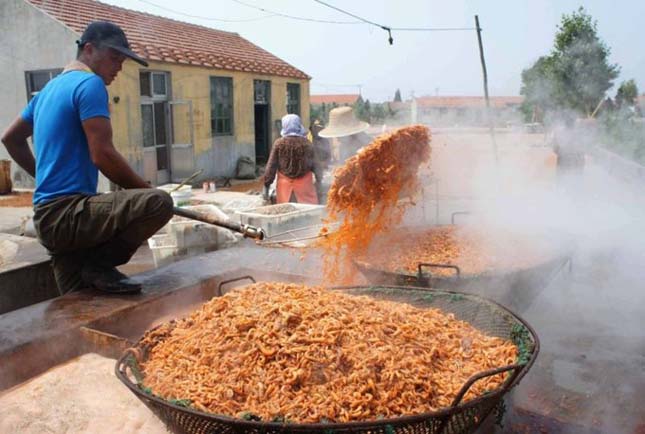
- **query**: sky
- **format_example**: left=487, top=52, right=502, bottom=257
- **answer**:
left=101, top=0, right=645, bottom=102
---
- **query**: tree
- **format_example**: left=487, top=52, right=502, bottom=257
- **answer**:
left=393, top=89, right=402, bottom=102
left=353, top=98, right=371, bottom=122
left=519, top=7, right=619, bottom=120
left=372, top=103, right=386, bottom=122
left=520, top=56, right=557, bottom=122
left=364, top=99, right=371, bottom=122
left=615, top=79, right=638, bottom=107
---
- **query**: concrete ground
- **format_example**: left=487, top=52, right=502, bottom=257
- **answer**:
left=0, top=191, right=33, bottom=235
left=0, top=206, right=32, bottom=234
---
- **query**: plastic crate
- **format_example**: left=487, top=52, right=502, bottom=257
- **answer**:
left=148, top=234, right=186, bottom=268
left=235, top=203, right=326, bottom=238
left=169, top=205, right=241, bottom=250
left=221, top=196, right=265, bottom=219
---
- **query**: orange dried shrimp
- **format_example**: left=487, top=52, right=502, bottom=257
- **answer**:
left=364, top=226, right=555, bottom=277
left=139, top=282, right=518, bottom=423
left=321, top=125, right=431, bottom=283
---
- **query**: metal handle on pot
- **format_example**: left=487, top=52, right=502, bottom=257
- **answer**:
left=451, top=211, right=471, bottom=225
left=417, top=263, right=461, bottom=284
left=448, top=364, right=524, bottom=409
left=217, top=275, right=256, bottom=295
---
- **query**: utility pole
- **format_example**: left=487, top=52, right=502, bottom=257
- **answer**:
left=475, top=15, right=499, bottom=163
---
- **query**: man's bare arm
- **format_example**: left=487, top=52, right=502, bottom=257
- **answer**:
left=1, top=117, right=36, bottom=177
left=83, top=117, right=150, bottom=189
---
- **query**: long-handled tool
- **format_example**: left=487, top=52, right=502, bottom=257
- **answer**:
left=172, top=206, right=265, bottom=240
left=169, top=169, right=203, bottom=193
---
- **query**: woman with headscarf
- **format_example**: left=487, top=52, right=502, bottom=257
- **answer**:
left=263, top=114, right=322, bottom=204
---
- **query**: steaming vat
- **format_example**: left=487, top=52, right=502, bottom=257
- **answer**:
left=354, top=225, right=573, bottom=312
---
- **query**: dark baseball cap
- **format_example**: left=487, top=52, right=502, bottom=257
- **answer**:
left=77, top=21, right=149, bottom=67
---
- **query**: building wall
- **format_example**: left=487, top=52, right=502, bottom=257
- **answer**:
left=0, top=0, right=78, bottom=187
left=1, top=0, right=311, bottom=188
left=108, top=61, right=309, bottom=181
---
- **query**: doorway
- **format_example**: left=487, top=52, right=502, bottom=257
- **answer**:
left=140, top=71, right=171, bottom=185
left=253, top=79, right=271, bottom=164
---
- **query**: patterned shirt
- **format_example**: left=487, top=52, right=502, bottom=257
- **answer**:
left=264, top=136, right=322, bottom=186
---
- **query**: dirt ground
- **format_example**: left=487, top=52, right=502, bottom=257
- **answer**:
left=0, top=191, right=33, bottom=207
left=219, top=178, right=263, bottom=193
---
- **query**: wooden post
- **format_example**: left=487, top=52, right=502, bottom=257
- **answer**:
left=475, top=15, right=499, bottom=163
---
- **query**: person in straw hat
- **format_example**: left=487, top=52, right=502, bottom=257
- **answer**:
left=318, top=106, right=371, bottom=163
left=263, top=114, right=322, bottom=204
left=309, top=119, right=332, bottom=171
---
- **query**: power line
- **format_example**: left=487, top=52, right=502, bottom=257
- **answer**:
left=135, top=0, right=274, bottom=22
left=312, top=0, right=475, bottom=45
left=312, top=0, right=393, bottom=43
left=313, top=0, right=385, bottom=28
left=392, top=26, right=475, bottom=31
left=230, top=0, right=361, bottom=24
left=136, top=0, right=474, bottom=33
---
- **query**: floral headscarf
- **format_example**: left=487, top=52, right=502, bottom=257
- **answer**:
left=280, top=114, right=307, bottom=137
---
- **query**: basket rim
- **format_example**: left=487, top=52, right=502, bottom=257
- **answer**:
left=114, top=284, right=540, bottom=430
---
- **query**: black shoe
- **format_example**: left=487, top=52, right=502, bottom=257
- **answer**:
left=81, top=265, right=142, bottom=294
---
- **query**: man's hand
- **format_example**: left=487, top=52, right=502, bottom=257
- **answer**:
left=83, top=117, right=150, bottom=189
left=1, top=117, right=36, bottom=178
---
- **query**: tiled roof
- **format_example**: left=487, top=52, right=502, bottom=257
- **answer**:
left=310, top=94, right=360, bottom=105
left=415, top=96, right=523, bottom=108
left=26, top=0, right=310, bottom=79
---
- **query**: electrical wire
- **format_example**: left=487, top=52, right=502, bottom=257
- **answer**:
left=392, top=26, right=475, bottom=31
left=137, top=0, right=474, bottom=34
left=312, top=0, right=393, bottom=43
left=312, top=0, right=475, bottom=45
left=313, top=0, right=386, bottom=28
left=230, top=0, right=361, bottom=24
left=135, top=0, right=275, bottom=22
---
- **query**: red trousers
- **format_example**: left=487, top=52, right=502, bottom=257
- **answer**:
left=277, top=171, right=318, bottom=204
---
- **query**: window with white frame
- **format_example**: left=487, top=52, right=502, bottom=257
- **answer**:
left=25, top=69, right=63, bottom=100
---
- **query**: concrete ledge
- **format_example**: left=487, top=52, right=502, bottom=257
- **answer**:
left=0, top=234, right=56, bottom=314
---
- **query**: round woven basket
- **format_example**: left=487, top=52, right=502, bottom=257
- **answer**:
left=116, top=285, right=539, bottom=434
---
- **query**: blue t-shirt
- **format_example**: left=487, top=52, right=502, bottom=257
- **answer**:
left=21, top=70, right=110, bottom=204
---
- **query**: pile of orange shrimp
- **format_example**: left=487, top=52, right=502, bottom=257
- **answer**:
left=320, top=125, right=431, bottom=283
left=139, top=282, right=518, bottom=423
left=362, top=225, right=555, bottom=277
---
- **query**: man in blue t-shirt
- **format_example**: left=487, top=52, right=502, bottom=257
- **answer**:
left=1, top=21, right=173, bottom=294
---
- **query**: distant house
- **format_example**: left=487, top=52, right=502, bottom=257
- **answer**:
left=1, top=0, right=311, bottom=188
left=310, top=94, right=361, bottom=107
left=393, top=96, right=524, bottom=127
left=310, top=94, right=362, bottom=125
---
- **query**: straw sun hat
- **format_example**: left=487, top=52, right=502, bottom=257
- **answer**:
left=318, top=106, right=369, bottom=138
